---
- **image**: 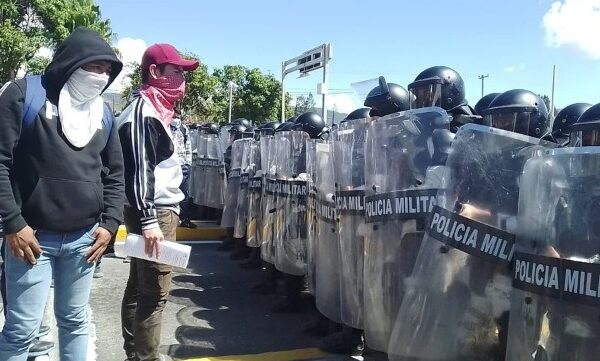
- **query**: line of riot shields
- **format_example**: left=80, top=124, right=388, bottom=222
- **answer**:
left=192, top=105, right=600, bottom=361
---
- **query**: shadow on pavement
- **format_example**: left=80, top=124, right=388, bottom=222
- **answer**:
left=164, top=243, right=323, bottom=358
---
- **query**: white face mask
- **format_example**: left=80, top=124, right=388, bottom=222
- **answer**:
left=57, top=68, right=110, bottom=148
left=66, top=68, right=110, bottom=106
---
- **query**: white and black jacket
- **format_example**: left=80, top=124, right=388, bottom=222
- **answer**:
left=118, top=97, right=183, bottom=230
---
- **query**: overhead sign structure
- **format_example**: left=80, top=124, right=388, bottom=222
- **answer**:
left=281, top=43, right=332, bottom=123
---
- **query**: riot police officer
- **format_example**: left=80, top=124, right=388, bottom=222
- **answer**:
left=505, top=103, right=600, bottom=361
left=544, top=103, right=592, bottom=145
left=271, top=112, right=326, bottom=313
left=219, top=123, right=248, bottom=252
left=388, top=88, right=552, bottom=361
left=408, top=66, right=479, bottom=132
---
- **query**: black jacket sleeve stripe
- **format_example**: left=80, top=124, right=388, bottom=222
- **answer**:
left=130, top=100, right=159, bottom=227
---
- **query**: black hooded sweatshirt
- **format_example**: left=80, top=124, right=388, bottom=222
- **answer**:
left=0, top=27, right=125, bottom=235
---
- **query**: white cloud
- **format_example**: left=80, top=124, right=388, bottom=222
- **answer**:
left=327, top=93, right=361, bottom=114
left=108, top=37, right=148, bottom=92
left=543, top=0, right=600, bottom=58
left=503, top=63, right=526, bottom=73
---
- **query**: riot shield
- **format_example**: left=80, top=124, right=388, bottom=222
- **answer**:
left=246, top=141, right=263, bottom=247
left=193, top=131, right=227, bottom=209
left=314, top=139, right=342, bottom=322
left=234, top=139, right=254, bottom=238
left=363, top=107, right=449, bottom=352
left=387, top=123, right=554, bottom=361
left=219, top=124, right=233, bottom=151
left=274, top=130, right=311, bottom=276
left=220, top=139, right=249, bottom=228
left=506, top=148, right=600, bottom=361
left=333, top=117, right=370, bottom=329
left=305, top=139, right=318, bottom=294
left=260, top=135, right=277, bottom=263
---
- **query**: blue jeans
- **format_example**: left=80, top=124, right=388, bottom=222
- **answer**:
left=0, top=224, right=97, bottom=361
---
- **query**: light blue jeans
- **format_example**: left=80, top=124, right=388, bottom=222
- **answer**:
left=0, top=224, right=97, bottom=361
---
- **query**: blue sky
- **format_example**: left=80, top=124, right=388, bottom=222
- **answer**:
left=98, top=0, right=600, bottom=113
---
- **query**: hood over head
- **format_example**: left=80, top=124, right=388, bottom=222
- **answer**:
left=44, top=26, right=123, bottom=104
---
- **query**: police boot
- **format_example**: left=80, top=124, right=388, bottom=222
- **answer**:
left=271, top=275, right=304, bottom=313
left=318, top=326, right=363, bottom=356
left=217, top=229, right=235, bottom=252
left=240, top=249, right=262, bottom=269
left=229, top=240, right=251, bottom=260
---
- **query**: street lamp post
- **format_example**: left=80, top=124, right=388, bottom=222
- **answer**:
left=228, top=81, right=239, bottom=123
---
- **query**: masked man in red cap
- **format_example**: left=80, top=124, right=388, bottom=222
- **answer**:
left=118, top=43, right=198, bottom=361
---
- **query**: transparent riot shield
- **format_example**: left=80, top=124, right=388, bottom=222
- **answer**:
left=246, top=141, right=263, bottom=247
left=221, top=139, right=249, bottom=228
left=274, top=131, right=311, bottom=276
left=387, top=123, right=554, bottom=361
left=506, top=147, right=600, bottom=361
left=314, top=140, right=342, bottom=322
left=333, top=117, right=370, bottom=329
left=363, top=107, right=450, bottom=352
left=190, top=128, right=203, bottom=205
left=234, top=139, right=254, bottom=238
left=194, top=131, right=227, bottom=209
left=219, top=124, right=233, bottom=151
left=305, top=139, right=318, bottom=294
left=260, top=136, right=277, bottom=263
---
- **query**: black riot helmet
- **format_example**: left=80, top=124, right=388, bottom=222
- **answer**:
left=275, top=121, right=295, bottom=133
left=482, top=89, right=550, bottom=138
left=294, top=112, right=326, bottom=139
left=202, top=122, right=220, bottom=135
left=242, top=126, right=256, bottom=139
left=364, top=77, right=410, bottom=117
left=544, top=103, right=591, bottom=146
left=474, top=93, right=501, bottom=116
left=258, top=121, right=281, bottom=136
left=569, top=103, right=600, bottom=146
left=232, top=118, right=252, bottom=128
left=228, top=123, right=247, bottom=142
left=286, top=115, right=298, bottom=123
left=409, top=66, right=466, bottom=111
left=344, top=107, right=371, bottom=122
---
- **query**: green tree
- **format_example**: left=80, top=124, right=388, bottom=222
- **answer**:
left=0, top=1, right=45, bottom=82
left=121, top=61, right=141, bottom=101
left=0, top=0, right=113, bottom=83
left=294, top=93, right=315, bottom=116
left=539, top=94, right=557, bottom=115
left=213, top=65, right=292, bottom=124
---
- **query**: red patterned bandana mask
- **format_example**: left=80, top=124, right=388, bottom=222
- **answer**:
left=139, top=73, right=185, bottom=126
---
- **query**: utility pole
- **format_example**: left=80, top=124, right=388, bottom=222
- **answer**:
left=478, top=74, right=489, bottom=98
left=550, top=65, right=556, bottom=119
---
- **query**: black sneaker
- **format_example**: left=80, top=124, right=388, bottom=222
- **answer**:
left=180, top=220, right=197, bottom=229
left=28, top=340, right=55, bottom=357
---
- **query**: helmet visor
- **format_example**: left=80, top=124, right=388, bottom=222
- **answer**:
left=485, top=111, right=532, bottom=136
left=570, top=129, right=600, bottom=147
left=409, top=83, right=442, bottom=109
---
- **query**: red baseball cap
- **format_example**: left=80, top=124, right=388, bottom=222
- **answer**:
left=141, top=43, right=199, bottom=74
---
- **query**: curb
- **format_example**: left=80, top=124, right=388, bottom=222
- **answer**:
left=115, top=224, right=226, bottom=242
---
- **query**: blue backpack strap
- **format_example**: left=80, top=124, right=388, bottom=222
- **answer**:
left=22, top=75, right=46, bottom=136
left=101, top=103, right=114, bottom=146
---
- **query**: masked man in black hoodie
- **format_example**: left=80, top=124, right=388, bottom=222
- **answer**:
left=0, top=27, right=124, bottom=361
